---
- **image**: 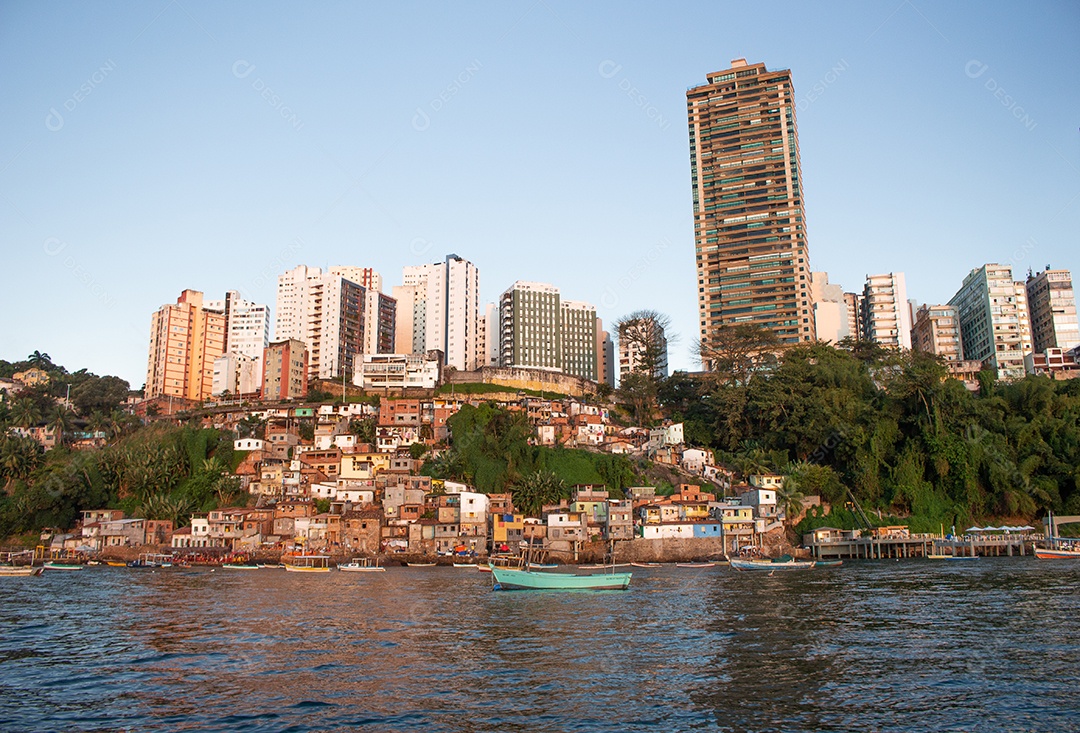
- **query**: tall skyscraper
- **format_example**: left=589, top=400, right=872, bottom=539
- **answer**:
left=275, top=265, right=394, bottom=381
left=859, top=272, right=912, bottom=349
left=402, top=255, right=480, bottom=370
left=688, top=58, right=814, bottom=365
left=1025, top=268, right=1080, bottom=352
left=146, top=289, right=226, bottom=402
left=949, top=264, right=1033, bottom=381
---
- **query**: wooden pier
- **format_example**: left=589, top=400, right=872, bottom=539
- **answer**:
left=808, top=533, right=1033, bottom=560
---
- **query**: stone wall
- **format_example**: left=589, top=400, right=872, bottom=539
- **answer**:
left=446, top=366, right=593, bottom=398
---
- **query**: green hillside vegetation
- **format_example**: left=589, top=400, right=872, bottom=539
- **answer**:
left=0, top=421, right=245, bottom=539
left=421, top=403, right=639, bottom=515
left=660, top=339, right=1080, bottom=533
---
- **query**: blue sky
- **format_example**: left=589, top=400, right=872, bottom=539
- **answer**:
left=2, top=1, right=1077, bottom=387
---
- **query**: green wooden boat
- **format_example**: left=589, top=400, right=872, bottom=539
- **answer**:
left=491, top=566, right=632, bottom=591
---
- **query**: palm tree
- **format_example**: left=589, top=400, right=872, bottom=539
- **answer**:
left=9, top=398, right=41, bottom=429
left=776, top=475, right=807, bottom=524
left=27, top=351, right=53, bottom=369
left=0, top=437, right=43, bottom=491
left=48, top=405, right=74, bottom=446
left=512, top=469, right=566, bottom=517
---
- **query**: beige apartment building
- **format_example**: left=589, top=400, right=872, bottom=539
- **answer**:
left=688, top=58, right=814, bottom=364
left=146, top=289, right=226, bottom=402
left=949, top=264, right=1032, bottom=381
left=1025, top=268, right=1080, bottom=353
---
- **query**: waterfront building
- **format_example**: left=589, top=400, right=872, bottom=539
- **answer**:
left=262, top=339, right=309, bottom=401
left=688, top=58, right=815, bottom=364
left=401, top=255, right=480, bottom=370
left=810, top=272, right=849, bottom=344
left=949, top=264, right=1033, bottom=381
left=618, top=316, right=668, bottom=380
left=860, top=272, right=912, bottom=349
left=1025, top=268, right=1080, bottom=352
left=146, top=289, right=226, bottom=402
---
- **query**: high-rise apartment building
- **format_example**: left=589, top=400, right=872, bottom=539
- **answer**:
left=1025, top=268, right=1080, bottom=352
left=500, top=281, right=561, bottom=371
left=497, top=282, right=598, bottom=381
left=860, top=272, right=912, bottom=349
left=596, top=323, right=615, bottom=386
left=843, top=292, right=862, bottom=343
left=275, top=265, right=393, bottom=381
left=263, top=339, right=309, bottom=401
left=688, top=58, right=814, bottom=364
left=474, top=303, right=500, bottom=368
left=401, top=255, right=480, bottom=370
left=560, top=300, right=598, bottom=382
left=949, top=264, right=1033, bottom=381
left=203, top=291, right=271, bottom=394
left=911, top=305, right=963, bottom=364
left=809, top=272, right=849, bottom=344
left=618, top=317, right=669, bottom=381
left=146, top=289, right=226, bottom=402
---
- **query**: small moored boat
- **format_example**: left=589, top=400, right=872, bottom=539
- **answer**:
left=0, top=565, right=44, bottom=577
left=675, top=562, right=716, bottom=568
left=43, top=561, right=83, bottom=571
left=491, top=566, right=632, bottom=591
left=730, top=558, right=815, bottom=571
left=222, top=563, right=261, bottom=570
left=282, top=554, right=331, bottom=572
left=405, top=562, right=436, bottom=567
left=339, top=557, right=386, bottom=572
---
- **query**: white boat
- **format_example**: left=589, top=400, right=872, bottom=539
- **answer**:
left=43, top=561, right=83, bottom=571
left=630, top=562, right=661, bottom=568
left=1034, top=546, right=1080, bottom=559
left=675, top=562, right=716, bottom=568
left=0, top=565, right=43, bottom=577
left=221, top=563, right=261, bottom=570
left=405, top=562, right=436, bottom=567
left=282, top=555, right=331, bottom=572
left=730, top=558, right=815, bottom=571
left=339, top=557, right=386, bottom=572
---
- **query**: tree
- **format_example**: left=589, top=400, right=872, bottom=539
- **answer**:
left=48, top=406, right=75, bottom=446
left=27, top=351, right=53, bottom=370
left=697, top=324, right=782, bottom=387
left=349, top=417, right=376, bottom=444
left=9, top=398, right=41, bottom=428
left=615, top=310, right=673, bottom=380
left=617, top=371, right=658, bottom=426
left=511, top=469, right=566, bottom=517
left=0, top=436, right=44, bottom=491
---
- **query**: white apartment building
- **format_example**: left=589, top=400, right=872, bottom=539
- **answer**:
left=276, top=265, right=392, bottom=381
left=400, top=255, right=480, bottom=371
left=810, top=272, right=850, bottom=344
left=860, top=272, right=912, bottom=349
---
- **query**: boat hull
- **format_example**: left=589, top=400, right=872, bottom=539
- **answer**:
left=491, top=567, right=631, bottom=591
left=338, top=565, right=386, bottom=572
left=43, top=562, right=83, bottom=571
left=730, top=559, right=815, bottom=571
left=1035, top=548, right=1080, bottom=559
left=0, top=566, right=43, bottom=576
